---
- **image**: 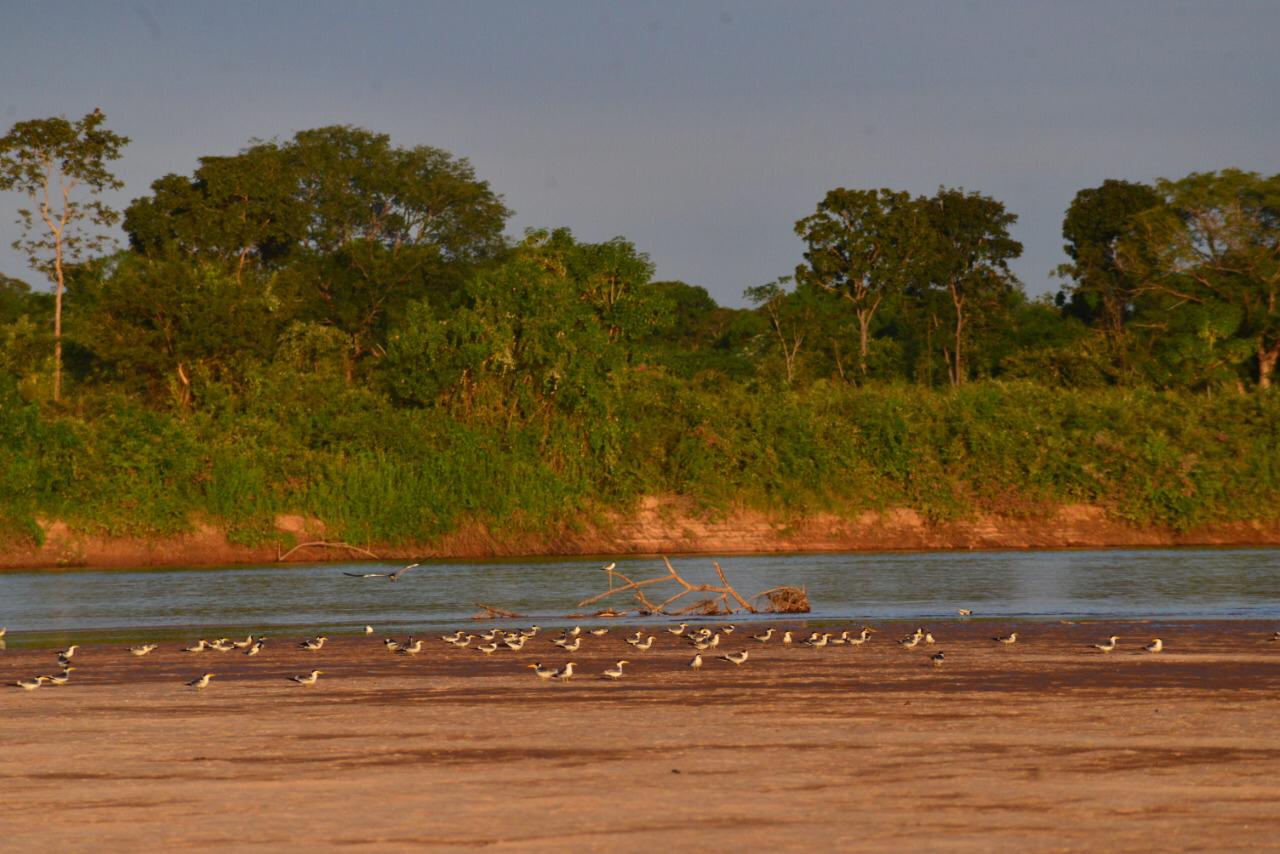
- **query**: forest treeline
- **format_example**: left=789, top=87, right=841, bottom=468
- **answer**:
left=1, top=115, right=1277, bottom=546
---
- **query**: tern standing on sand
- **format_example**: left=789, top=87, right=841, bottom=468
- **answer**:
left=289, top=670, right=323, bottom=686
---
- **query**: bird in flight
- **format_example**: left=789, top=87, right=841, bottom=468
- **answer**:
left=344, top=562, right=420, bottom=581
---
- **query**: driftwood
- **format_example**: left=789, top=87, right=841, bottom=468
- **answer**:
left=753, top=585, right=811, bottom=614
left=472, top=602, right=522, bottom=620
left=578, top=557, right=761, bottom=617
left=277, top=540, right=380, bottom=562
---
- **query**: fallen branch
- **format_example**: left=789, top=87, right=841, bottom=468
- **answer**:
left=472, top=602, right=522, bottom=620
left=578, top=556, right=759, bottom=616
left=277, top=540, right=380, bottom=562
left=752, top=585, right=811, bottom=614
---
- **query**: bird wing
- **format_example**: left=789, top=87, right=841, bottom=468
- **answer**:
left=344, top=571, right=388, bottom=578
left=388, top=563, right=420, bottom=580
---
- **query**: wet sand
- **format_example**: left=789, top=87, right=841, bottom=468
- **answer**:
left=2, top=621, right=1279, bottom=851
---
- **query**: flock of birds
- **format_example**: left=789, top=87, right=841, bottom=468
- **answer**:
left=6, top=559, right=1278, bottom=692
left=5, top=612, right=1243, bottom=692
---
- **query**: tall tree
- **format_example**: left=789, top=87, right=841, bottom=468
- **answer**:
left=1118, top=170, right=1280, bottom=389
left=795, top=188, right=926, bottom=378
left=744, top=277, right=811, bottom=385
left=1057, top=179, right=1161, bottom=368
left=920, top=188, right=1022, bottom=386
left=0, top=110, right=129, bottom=400
left=124, top=126, right=511, bottom=367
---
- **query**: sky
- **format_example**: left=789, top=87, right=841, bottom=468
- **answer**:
left=1, top=1, right=1277, bottom=306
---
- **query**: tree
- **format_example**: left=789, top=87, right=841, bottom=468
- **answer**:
left=795, top=188, right=926, bottom=378
left=1118, top=170, right=1280, bottom=389
left=0, top=110, right=129, bottom=400
left=124, top=125, right=511, bottom=366
left=744, top=277, right=808, bottom=384
left=920, top=188, right=1022, bottom=386
left=1057, top=179, right=1161, bottom=369
left=72, top=252, right=280, bottom=408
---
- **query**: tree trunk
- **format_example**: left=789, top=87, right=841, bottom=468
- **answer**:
left=53, top=243, right=64, bottom=402
left=856, top=308, right=871, bottom=376
left=1259, top=339, right=1280, bottom=390
left=949, top=284, right=965, bottom=387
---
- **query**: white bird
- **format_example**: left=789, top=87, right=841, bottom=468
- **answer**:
left=527, top=662, right=556, bottom=680
left=924, top=632, right=936, bottom=645
left=806, top=633, right=831, bottom=649
left=560, top=637, right=582, bottom=653
left=300, top=636, right=328, bottom=651
left=245, top=640, right=265, bottom=656
left=782, top=631, right=794, bottom=644
left=476, top=643, right=500, bottom=655
left=503, top=637, right=527, bottom=651
left=566, top=626, right=583, bottom=638
left=182, top=640, right=209, bottom=653
left=1144, top=638, right=1163, bottom=653
left=720, top=650, right=749, bottom=665
left=479, top=629, right=499, bottom=641
left=441, top=631, right=464, bottom=644
left=667, top=624, right=688, bottom=636
left=343, top=562, right=420, bottom=581
left=603, top=660, right=630, bottom=680
left=451, top=635, right=475, bottom=649
left=993, top=632, right=1018, bottom=645
left=633, top=636, right=655, bottom=651
left=930, top=652, right=945, bottom=668
left=1093, top=636, right=1119, bottom=653
left=752, top=629, right=775, bottom=643
left=56, top=654, right=74, bottom=668
left=15, top=676, right=47, bottom=691
left=600, top=562, right=617, bottom=572
left=520, top=626, right=541, bottom=638
left=551, top=662, right=577, bottom=681
left=186, top=673, right=215, bottom=689
left=721, top=625, right=736, bottom=635
left=589, top=628, right=609, bottom=637
left=899, top=635, right=921, bottom=650
left=958, top=609, right=973, bottom=617
left=232, top=635, right=255, bottom=649
left=129, top=643, right=158, bottom=657
left=848, top=627, right=874, bottom=646
left=59, top=645, right=80, bottom=660
left=364, top=625, right=374, bottom=635
left=627, top=631, right=645, bottom=644
left=689, top=653, right=703, bottom=670
left=289, top=670, right=323, bottom=686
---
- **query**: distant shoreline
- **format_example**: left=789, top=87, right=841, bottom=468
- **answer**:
left=3, top=500, right=1278, bottom=571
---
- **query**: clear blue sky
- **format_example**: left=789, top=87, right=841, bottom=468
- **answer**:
left=2, top=1, right=1277, bottom=306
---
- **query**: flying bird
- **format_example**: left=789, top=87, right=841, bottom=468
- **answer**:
left=343, top=563, right=420, bottom=581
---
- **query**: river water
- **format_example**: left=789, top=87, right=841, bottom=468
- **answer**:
left=0, top=548, right=1276, bottom=645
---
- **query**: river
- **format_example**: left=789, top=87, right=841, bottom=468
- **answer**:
left=1, top=547, right=1276, bottom=646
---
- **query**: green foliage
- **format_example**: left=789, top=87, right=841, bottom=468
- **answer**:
left=3, top=118, right=1280, bottom=548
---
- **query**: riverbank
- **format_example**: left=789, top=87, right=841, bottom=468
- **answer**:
left=3, top=499, right=1280, bottom=570
left=2, top=620, right=1277, bottom=850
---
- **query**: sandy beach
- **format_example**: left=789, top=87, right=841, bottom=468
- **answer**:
left=3, top=620, right=1279, bottom=851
